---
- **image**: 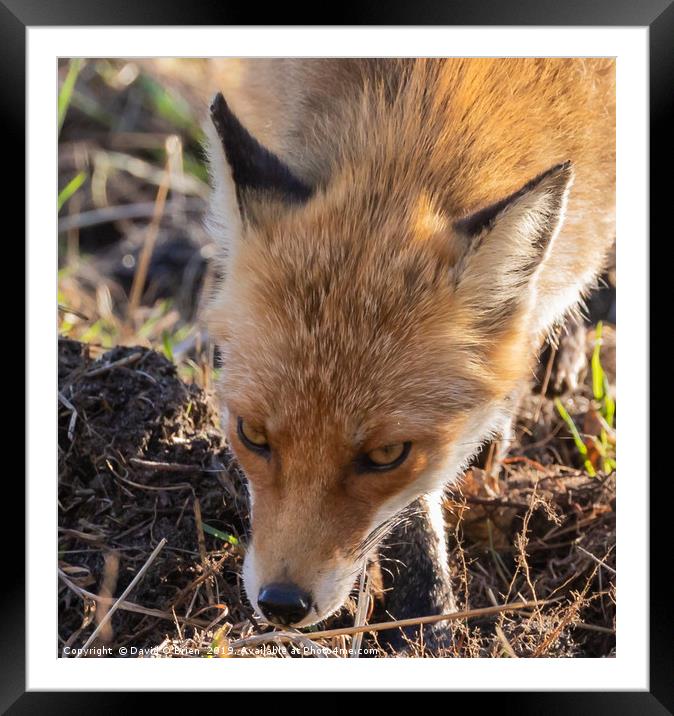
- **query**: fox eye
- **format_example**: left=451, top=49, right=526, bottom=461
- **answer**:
left=237, top=417, right=270, bottom=455
left=359, top=442, right=411, bottom=472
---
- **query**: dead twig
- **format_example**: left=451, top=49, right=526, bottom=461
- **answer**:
left=127, top=154, right=171, bottom=322
left=487, top=588, right=518, bottom=658
left=83, top=352, right=143, bottom=377
left=576, top=544, right=616, bottom=575
left=57, top=197, right=203, bottom=233
left=170, top=553, right=230, bottom=609
left=114, top=471, right=194, bottom=494
left=502, top=456, right=549, bottom=473
left=129, top=457, right=200, bottom=473
left=58, top=567, right=209, bottom=629
left=58, top=304, right=90, bottom=321
left=230, top=599, right=554, bottom=649
left=73, top=537, right=167, bottom=657
left=193, top=498, right=215, bottom=605
left=58, top=392, right=79, bottom=441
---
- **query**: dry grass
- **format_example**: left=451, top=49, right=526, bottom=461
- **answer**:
left=58, top=58, right=616, bottom=659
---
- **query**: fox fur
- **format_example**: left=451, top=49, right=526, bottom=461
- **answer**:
left=203, top=59, right=615, bottom=637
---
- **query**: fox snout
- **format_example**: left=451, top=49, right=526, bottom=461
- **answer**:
left=243, top=488, right=367, bottom=627
left=242, top=548, right=362, bottom=628
left=256, top=583, right=312, bottom=626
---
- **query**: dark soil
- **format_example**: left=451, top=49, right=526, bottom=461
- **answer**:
left=58, top=338, right=249, bottom=654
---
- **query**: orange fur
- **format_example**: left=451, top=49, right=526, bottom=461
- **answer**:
left=204, top=59, right=615, bottom=625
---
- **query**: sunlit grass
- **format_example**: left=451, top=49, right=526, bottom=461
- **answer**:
left=58, top=171, right=87, bottom=212
left=58, top=58, right=84, bottom=134
left=202, top=523, right=239, bottom=547
left=554, top=398, right=596, bottom=477
left=589, top=322, right=617, bottom=473
left=554, top=321, right=616, bottom=476
left=137, top=74, right=203, bottom=143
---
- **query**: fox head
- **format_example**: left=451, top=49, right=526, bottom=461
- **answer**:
left=204, top=93, right=574, bottom=627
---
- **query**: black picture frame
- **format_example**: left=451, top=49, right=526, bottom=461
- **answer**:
left=9, top=0, right=669, bottom=708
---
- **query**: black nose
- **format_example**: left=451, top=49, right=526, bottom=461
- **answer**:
left=257, top=583, right=311, bottom=626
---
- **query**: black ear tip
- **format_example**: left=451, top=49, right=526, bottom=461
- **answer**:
left=546, top=160, right=575, bottom=188
left=528, top=161, right=574, bottom=192
left=454, top=160, right=575, bottom=238
left=208, top=89, right=313, bottom=206
left=210, top=92, right=227, bottom=118
left=553, top=160, right=574, bottom=177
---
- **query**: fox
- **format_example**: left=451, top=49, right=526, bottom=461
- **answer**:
left=202, top=58, right=615, bottom=647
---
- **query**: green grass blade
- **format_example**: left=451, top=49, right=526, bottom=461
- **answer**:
left=161, top=331, right=174, bottom=362
left=591, top=321, right=605, bottom=402
left=554, top=398, right=596, bottom=477
left=58, top=59, right=84, bottom=134
left=591, top=321, right=616, bottom=434
left=603, top=374, right=616, bottom=428
left=137, top=75, right=201, bottom=141
left=58, top=171, right=87, bottom=212
left=202, top=523, right=239, bottom=546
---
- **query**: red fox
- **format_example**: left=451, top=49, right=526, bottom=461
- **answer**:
left=203, top=59, right=615, bottom=642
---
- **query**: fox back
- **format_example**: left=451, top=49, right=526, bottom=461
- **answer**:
left=204, top=58, right=615, bottom=627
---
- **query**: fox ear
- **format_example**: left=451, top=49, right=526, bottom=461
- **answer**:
left=452, top=162, right=574, bottom=334
left=209, top=92, right=313, bottom=212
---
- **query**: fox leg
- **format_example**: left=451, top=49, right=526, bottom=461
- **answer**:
left=374, top=490, right=456, bottom=654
